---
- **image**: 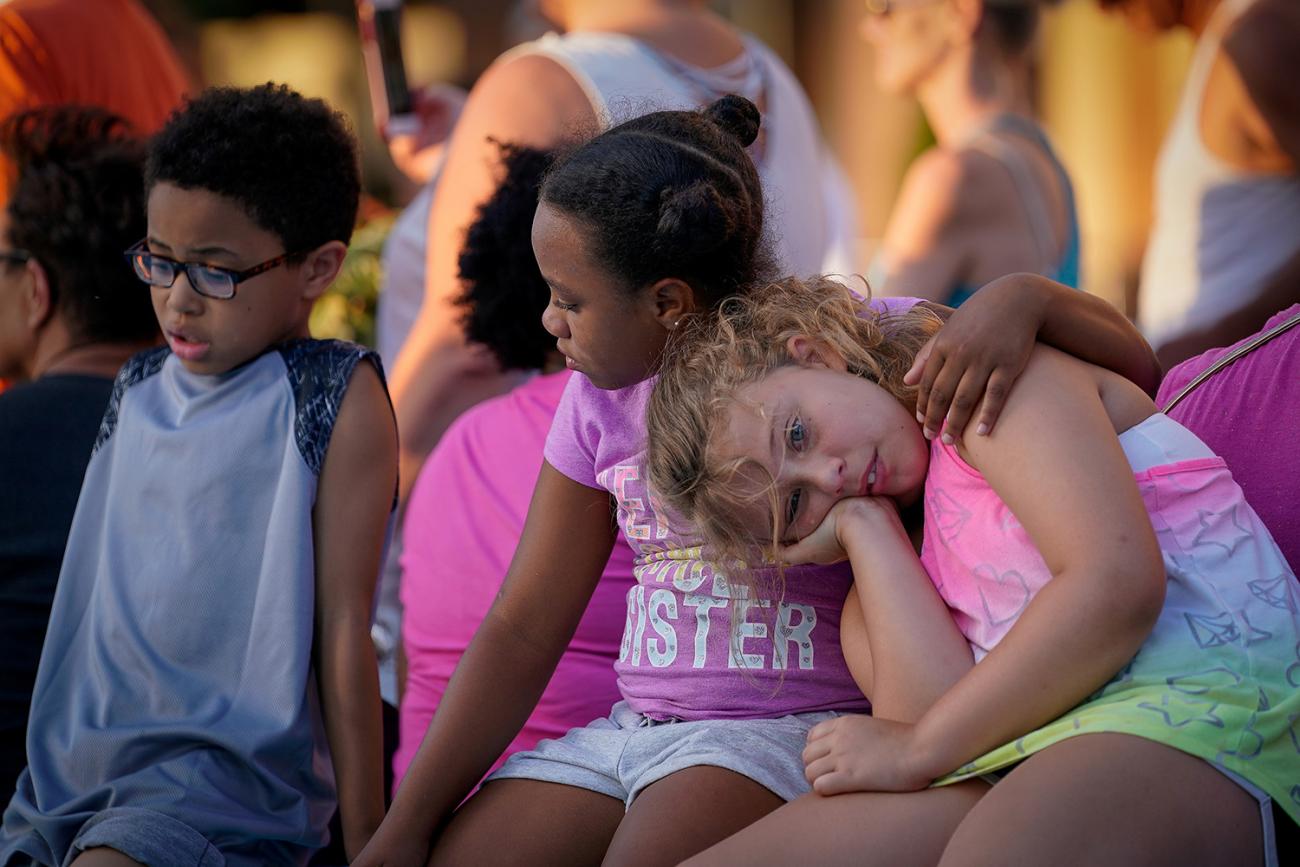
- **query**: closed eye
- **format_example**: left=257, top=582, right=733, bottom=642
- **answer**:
left=551, top=298, right=578, bottom=312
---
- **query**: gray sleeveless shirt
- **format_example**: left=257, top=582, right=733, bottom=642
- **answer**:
left=1, top=340, right=387, bottom=866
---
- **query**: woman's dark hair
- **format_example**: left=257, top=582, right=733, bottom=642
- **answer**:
left=455, top=142, right=555, bottom=371
left=146, top=83, right=360, bottom=259
left=1, top=106, right=158, bottom=344
left=539, top=94, right=772, bottom=310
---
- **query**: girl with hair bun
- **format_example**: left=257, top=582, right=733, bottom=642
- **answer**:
left=357, top=96, right=1159, bottom=867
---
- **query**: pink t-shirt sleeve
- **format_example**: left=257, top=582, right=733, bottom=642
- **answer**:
left=543, top=372, right=604, bottom=489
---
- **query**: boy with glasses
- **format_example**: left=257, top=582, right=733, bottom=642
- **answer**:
left=1, top=84, right=396, bottom=866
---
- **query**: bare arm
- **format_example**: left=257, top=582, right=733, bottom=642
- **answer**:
left=387, top=54, right=596, bottom=502
left=353, top=462, right=618, bottom=867
left=873, top=148, right=970, bottom=302
left=1154, top=0, right=1300, bottom=365
left=805, top=349, right=1166, bottom=795
left=908, top=273, right=1160, bottom=443
left=781, top=498, right=972, bottom=722
left=313, top=361, right=399, bottom=859
left=911, top=349, right=1164, bottom=778
left=842, top=512, right=972, bottom=721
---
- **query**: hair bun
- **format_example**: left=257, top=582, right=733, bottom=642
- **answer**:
left=704, top=95, right=760, bottom=148
left=653, top=180, right=736, bottom=257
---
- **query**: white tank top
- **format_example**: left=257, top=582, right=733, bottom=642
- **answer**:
left=1138, top=0, right=1300, bottom=347
left=505, top=30, right=858, bottom=277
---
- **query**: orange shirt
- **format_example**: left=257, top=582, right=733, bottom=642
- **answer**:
left=0, top=0, right=189, bottom=190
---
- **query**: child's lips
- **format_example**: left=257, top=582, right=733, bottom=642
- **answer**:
left=859, top=454, right=879, bottom=496
left=166, top=329, right=210, bottom=361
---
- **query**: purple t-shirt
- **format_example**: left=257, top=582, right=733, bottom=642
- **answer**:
left=1157, top=303, right=1300, bottom=570
left=543, top=296, right=919, bottom=720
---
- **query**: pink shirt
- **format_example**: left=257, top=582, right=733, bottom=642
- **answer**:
left=542, top=297, right=919, bottom=721
left=396, top=371, right=635, bottom=785
left=1157, top=304, right=1300, bottom=571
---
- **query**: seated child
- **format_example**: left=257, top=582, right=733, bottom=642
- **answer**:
left=395, top=144, right=634, bottom=788
left=647, top=276, right=1300, bottom=865
left=0, top=84, right=396, bottom=866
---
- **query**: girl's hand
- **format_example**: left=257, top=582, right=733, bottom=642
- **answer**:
left=906, top=274, right=1049, bottom=444
left=802, top=714, right=933, bottom=795
left=779, top=497, right=905, bottom=566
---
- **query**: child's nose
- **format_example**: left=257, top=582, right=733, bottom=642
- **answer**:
left=814, top=456, right=846, bottom=498
left=165, top=270, right=205, bottom=315
left=541, top=303, right=569, bottom=339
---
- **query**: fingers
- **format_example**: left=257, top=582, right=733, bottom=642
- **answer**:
left=903, top=334, right=936, bottom=386
left=811, top=771, right=856, bottom=796
left=938, top=366, right=992, bottom=444
left=804, top=755, right=837, bottom=785
left=917, top=352, right=964, bottom=443
left=777, top=541, right=810, bottom=566
left=807, top=718, right=838, bottom=741
left=972, top=368, right=1013, bottom=437
left=803, top=734, right=831, bottom=762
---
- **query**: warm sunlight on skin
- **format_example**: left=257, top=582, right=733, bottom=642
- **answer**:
left=532, top=202, right=673, bottom=390
left=145, top=183, right=324, bottom=376
left=712, top=364, right=931, bottom=545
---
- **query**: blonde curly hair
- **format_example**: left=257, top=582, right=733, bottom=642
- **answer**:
left=647, top=275, right=941, bottom=577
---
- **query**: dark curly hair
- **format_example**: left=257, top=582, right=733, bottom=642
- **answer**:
left=1, top=106, right=157, bottom=344
left=146, top=83, right=360, bottom=259
left=454, top=142, right=555, bottom=371
left=539, top=94, right=774, bottom=310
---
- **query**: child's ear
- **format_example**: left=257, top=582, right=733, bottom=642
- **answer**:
left=298, top=241, right=348, bottom=302
left=785, top=335, right=848, bottom=372
left=649, top=278, right=696, bottom=331
left=22, top=258, right=54, bottom=331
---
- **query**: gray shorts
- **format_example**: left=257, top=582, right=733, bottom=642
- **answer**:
left=485, top=701, right=838, bottom=808
left=68, top=807, right=223, bottom=867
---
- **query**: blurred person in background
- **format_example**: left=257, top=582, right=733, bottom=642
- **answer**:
left=0, top=0, right=190, bottom=201
left=863, top=0, right=1079, bottom=306
left=1099, top=0, right=1300, bottom=368
left=0, top=106, right=157, bottom=800
left=386, top=0, right=860, bottom=504
left=394, top=142, right=634, bottom=791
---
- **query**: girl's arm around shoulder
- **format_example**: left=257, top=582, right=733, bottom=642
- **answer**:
left=908, top=273, right=1161, bottom=445
left=353, top=461, right=617, bottom=867
left=907, top=346, right=1166, bottom=783
left=313, top=360, right=397, bottom=860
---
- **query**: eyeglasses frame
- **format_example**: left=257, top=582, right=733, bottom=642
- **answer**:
left=123, top=239, right=297, bottom=300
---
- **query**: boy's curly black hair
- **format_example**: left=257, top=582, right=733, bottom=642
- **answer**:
left=1, top=106, right=158, bottom=344
left=146, top=83, right=360, bottom=259
left=455, top=142, right=555, bottom=371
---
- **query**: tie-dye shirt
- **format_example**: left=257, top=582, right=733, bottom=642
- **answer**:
left=920, top=413, right=1300, bottom=824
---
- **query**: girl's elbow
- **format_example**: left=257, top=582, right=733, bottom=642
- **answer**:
left=1119, top=554, right=1167, bottom=637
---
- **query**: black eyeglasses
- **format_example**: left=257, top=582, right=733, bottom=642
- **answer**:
left=123, top=239, right=295, bottom=300
left=0, top=248, right=30, bottom=266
